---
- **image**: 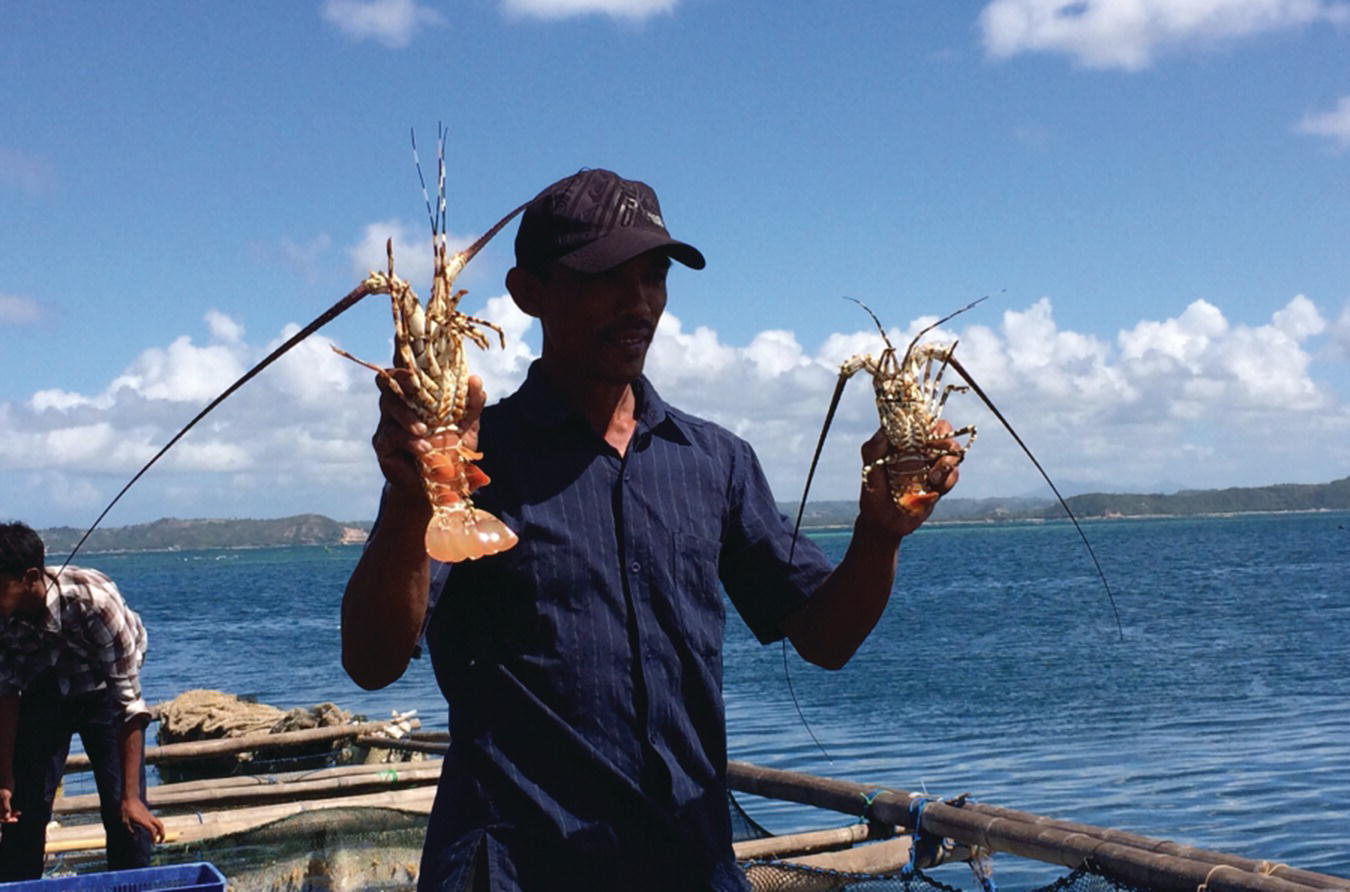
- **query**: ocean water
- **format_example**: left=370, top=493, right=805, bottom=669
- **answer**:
left=60, top=511, right=1350, bottom=888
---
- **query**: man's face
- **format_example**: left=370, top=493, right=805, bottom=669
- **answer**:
left=533, top=249, right=671, bottom=386
left=0, top=569, right=43, bottom=620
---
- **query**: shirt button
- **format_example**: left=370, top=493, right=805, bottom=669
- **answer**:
left=630, top=561, right=641, bottom=573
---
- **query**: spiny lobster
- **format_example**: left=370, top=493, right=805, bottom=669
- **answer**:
left=792, top=296, right=1124, bottom=638
left=57, top=129, right=525, bottom=570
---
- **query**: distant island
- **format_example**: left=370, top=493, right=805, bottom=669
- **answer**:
left=40, top=514, right=371, bottom=555
left=787, top=476, right=1350, bottom=528
left=38, top=477, right=1349, bottom=553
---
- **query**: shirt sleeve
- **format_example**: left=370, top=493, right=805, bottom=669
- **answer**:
left=718, top=438, right=835, bottom=644
left=74, top=571, right=151, bottom=724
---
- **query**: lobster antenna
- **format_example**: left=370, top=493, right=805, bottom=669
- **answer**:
left=411, top=128, right=438, bottom=236
left=790, top=372, right=849, bottom=564
left=843, top=297, right=895, bottom=352
left=945, top=354, right=1124, bottom=640
left=436, top=124, right=448, bottom=238
left=782, top=639, right=834, bottom=764
left=903, top=294, right=992, bottom=365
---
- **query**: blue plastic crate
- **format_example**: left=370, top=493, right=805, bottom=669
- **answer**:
left=0, top=862, right=225, bottom=891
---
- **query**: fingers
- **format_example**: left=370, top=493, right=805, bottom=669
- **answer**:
left=377, top=370, right=427, bottom=438
left=464, top=375, right=487, bottom=425
left=123, top=806, right=167, bottom=842
left=860, top=428, right=888, bottom=464
left=0, top=790, right=16, bottom=823
left=925, top=419, right=961, bottom=495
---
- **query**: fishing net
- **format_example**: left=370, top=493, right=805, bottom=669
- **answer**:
left=154, top=691, right=365, bottom=781
left=740, top=859, right=1144, bottom=892
left=159, top=806, right=426, bottom=891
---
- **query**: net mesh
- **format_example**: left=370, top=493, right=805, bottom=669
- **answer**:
left=740, top=860, right=1143, bottom=892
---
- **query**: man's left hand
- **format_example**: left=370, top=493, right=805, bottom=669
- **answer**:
left=121, top=798, right=166, bottom=843
left=856, top=420, right=961, bottom=540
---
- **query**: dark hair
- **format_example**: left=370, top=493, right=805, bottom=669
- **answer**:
left=0, top=522, right=45, bottom=578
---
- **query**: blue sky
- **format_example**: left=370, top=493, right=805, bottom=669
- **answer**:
left=3, top=0, right=1348, bottom=529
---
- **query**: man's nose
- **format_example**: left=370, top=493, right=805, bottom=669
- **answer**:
left=615, top=277, right=659, bottom=314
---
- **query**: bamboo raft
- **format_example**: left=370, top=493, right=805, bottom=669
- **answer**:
left=47, top=731, right=1350, bottom=892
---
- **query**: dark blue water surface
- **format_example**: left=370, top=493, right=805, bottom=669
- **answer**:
left=67, top=512, right=1350, bottom=887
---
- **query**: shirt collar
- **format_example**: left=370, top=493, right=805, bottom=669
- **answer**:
left=510, top=361, right=691, bottom=444
left=40, top=569, right=63, bottom=634
left=4, top=569, right=65, bottom=636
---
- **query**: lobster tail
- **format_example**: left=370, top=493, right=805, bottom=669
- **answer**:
left=425, top=505, right=519, bottom=562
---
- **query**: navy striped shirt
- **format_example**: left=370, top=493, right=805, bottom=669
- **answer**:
left=417, top=361, right=834, bottom=891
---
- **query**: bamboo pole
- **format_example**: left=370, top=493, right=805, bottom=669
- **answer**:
left=46, top=832, right=181, bottom=855
left=733, top=822, right=887, bottom=861
left=56, top=762, right=442, bottom=815
left=63, top=718, right=419, bottom=773
left=727, top=762, right=1349, bottom=892
left=45, top=785, right=440, bottom=854
left=122, top=757, right=440, bottom=796
left=353, top=735, right=450, bottom=755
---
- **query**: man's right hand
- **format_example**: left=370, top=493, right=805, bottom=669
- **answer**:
left=0, top=786, right=19, bottom=823
left=371, top=370, right=488, bottom=498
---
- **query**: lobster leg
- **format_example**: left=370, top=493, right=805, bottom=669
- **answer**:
left=944, top=354, right=1124, bottom=639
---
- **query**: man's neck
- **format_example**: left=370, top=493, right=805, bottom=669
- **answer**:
left=537, top=361, right=641, bottom=456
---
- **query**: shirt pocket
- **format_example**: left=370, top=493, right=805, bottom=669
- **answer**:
left=670, top=531, right=725, bottom=658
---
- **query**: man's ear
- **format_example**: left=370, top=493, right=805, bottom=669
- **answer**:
left=505, top=267, right=544, bottom=318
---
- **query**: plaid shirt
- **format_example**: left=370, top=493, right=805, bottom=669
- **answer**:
left=0, top=565, right=150, bottom=723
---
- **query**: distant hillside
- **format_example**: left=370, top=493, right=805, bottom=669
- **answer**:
left=1045, top=476, right=1350, bottom=519
left=785, top=476, right=1350, bottom=526
left=41, top=515, right=371, bottom=555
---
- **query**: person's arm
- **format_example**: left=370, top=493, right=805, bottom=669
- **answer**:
left=118, top=715, right=165, bottom=841
left=0, top=694, right=18, bottom=823
left=781, top=424, right=960, bottom=670
left=341, top=371, right=485, bottom=689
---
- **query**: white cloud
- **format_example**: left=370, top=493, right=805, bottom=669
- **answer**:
left=0, top=294, right=43, bottom=326
left=206, top=310, right=245, bottom=344
left=3, top=292, right=1346, bottom=528
left=109, top=335, right=246, bottom=404
left=1296, top=95, right=1350, bottom=151
left=978, top=0, right=1350, bottom=70
left=348, top=220, right=478, bottom=293
left=1331, top=304, right=1350, bottom=359
left=320, top=0, right=445, bottom=47
left=502, top=0, right=678, bottom=20
left=1271, top=294, right=1325, bottom=340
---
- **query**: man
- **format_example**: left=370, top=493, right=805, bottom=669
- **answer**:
left=0, top=522, right=165, bottom=880
left=342, top=168, right=959, bottom=891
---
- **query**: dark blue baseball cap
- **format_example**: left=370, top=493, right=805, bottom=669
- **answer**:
left=514, top=168, right=706, bottom=274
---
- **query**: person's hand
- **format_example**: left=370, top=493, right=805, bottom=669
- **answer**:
left=856, top=420, right=961, bottom=540
left=0, top=786, right=19, bottom=823
left=371, top=370, right=487, bottom=497
left=121, top=798, right=166, bottom=843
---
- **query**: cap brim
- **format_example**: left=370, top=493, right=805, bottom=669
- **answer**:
left=557, top=229, right=706, bottom=273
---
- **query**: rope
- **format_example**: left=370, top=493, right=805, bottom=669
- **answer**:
left=156, top=690, right=354, bottom=741
left=858, top=789, right=888, bottom=824
left=1197, top=863, right=1235, bottom=892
